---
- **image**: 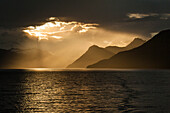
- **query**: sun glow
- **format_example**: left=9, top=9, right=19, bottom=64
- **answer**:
left=23, top=18, right=98, bottom=40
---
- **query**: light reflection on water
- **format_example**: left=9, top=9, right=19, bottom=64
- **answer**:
left=0, top=70, right=170, bottom=112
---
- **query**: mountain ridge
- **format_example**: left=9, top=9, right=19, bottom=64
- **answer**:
left=67, top=45, right=114, bottom=68
left=88, top=29, right=170, bottom=69
left=67, top=38, right=145, bottom=68
left=105, top=38, right=145, bottom=54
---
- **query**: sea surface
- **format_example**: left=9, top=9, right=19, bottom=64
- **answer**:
left=0, top=69, right=170, bottom=113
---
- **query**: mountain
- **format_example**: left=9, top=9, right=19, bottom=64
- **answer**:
left=0, top=49, right=19, bottom=68
left=126, top=38, right=146, bottom=49
left=0, top=48, right=60, bottom=68
left=68, top=38, right=145, bottom=68
left=105, top=38, right=145, bottom=54
left=88, top=29, right=170, bottom=69
left=67, top=45, right=114, bottom=68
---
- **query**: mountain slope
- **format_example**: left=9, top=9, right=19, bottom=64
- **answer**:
left=0, top=48, right=60, bottom=68
left=88, top=29, right=170, bottom=69
left=67, top=45, right=114, bottom=68
left=105, top=38, right=145, bottom=54
left=68, top=38, right=145, bottom=68
left=0, top=49, right=20, bottom=68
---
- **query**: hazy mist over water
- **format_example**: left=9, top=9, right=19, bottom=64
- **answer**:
left=0, top=69, right=170, bottom=113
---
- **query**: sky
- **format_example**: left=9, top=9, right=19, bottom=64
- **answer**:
left=0, top=0, right=170, bottom=66
left=0, top=0, right=170, bottom=30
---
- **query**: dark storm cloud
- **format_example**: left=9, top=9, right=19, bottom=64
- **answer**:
left=0, top=0, right=170, bottom=37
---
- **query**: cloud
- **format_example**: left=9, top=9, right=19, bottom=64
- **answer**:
left=0, top=0, right=169, bottom=42
left=127, top=13, right=159, bottom=19
left=0, top=0, right=169, bottom=68
left=23, top=18, right=98, bottom=40
left=160, top=14, right=170, bottom=20
left=0, top=28, right=35, bottom=49
left=127, top=13, right=170, bottom=20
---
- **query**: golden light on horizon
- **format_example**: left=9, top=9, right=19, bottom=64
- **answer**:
left=23, top=17, right=99, bottom=41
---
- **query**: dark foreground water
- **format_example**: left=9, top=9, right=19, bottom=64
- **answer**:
left=0, top=69, right=170, bottom=113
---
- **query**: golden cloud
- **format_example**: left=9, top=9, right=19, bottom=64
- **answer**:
left=23, top=18, right=99, bottom=40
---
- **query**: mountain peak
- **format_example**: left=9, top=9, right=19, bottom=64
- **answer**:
left=159, top=29, right=170, bottom=34
left=88, top=29, right=170, bottom=69
left=154, top=29, right=170, bottom=41
left=88, top=45, right=103, bottom=51
left=90, top=45, right=100, bottom=48
left=142, top=29, right=170, bottom=50
left=67, top=45, right=114, bottom=68
left=132, top=38, right=145, bottom=42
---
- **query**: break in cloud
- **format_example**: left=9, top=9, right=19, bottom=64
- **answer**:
left=0, top=0, right=170, bottom=49
left=23, top=18, right=98, bottom=40
left=0, top=0, right=169, bottom=68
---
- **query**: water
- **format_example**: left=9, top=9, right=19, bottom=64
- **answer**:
left=0, top=69, right=170, bottom=113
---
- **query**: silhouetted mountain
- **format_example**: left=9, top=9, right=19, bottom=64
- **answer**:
left=68, top=38, right=145, bottom=68
left=0, top=38, right=145, bottom=69
left=105, top=38, right=145, bottom=54
left=67, top=45, right=114, bottom=68
left=126, top=38, right=145, bottom=49
left=0, top=49, right=19, bottom=68
left=0, top=48, right=60, bottom=68
left=88, top=29, right=170, bottom=69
